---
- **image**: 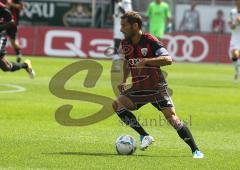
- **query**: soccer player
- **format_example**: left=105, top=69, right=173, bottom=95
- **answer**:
left=112, top=11, right=204, bottom=158
left=4, top=0, right=23, bottom=63
left=228, top=0, right=240, bottom=80
left=146, top=0, right=172, bottom=39
left=0, top=2, right=35, bottom=78
left=112, top=0, right=132, bottom=72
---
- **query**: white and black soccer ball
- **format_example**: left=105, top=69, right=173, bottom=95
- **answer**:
left=115, top=135, right=136, bottom=155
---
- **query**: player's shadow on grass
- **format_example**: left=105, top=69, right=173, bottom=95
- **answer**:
left=43, top=152, right=190, bottom=158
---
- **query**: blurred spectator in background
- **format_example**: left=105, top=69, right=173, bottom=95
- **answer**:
left=228, top=0, right=240, bottom=80
left=112, top=0, right=132, bottom=72
left=179, top=1, right=200, bottom=32
left=212, top=10, right=225, bottom=34
left=146, top=0, right=172, bottom=39
left=63, top=3, right=91, bottom=27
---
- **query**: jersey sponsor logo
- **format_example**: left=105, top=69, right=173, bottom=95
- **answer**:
left=163, top=34, right=209, bottom=62
left=128, top=58, right=140, bottom=66
left=141, top=48, right=148, bottom=56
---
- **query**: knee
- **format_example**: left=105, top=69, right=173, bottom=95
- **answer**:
left=112, top=100, right=124, bottom=112
left=231, top=51, right=240, bottom=62
left=165, top=113, right=181, bottom=129
left=112, top=100, right=119, bottom=112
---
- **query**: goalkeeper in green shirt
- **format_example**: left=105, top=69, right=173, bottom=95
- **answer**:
left=146, top=0, right=172, bottom=39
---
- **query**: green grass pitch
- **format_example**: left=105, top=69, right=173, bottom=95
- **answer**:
left=0, top=56, right=239, bottom=169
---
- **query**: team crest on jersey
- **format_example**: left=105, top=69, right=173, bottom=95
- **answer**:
left=141, top=48, right=148, bottom=56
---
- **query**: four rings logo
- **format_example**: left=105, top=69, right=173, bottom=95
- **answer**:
left=163, top=34, right=209, bottom=62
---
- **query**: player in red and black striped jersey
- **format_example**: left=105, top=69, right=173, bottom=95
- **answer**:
left=112, top=11, right=204, bottom=158
left=2, top=0, right=23, bottom=62
left=120, top=32, right=167, bottom=90
left=0, top=2, right=34, bottom=78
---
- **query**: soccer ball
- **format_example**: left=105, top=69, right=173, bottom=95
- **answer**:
left=115, top=135, right=137, bottom=155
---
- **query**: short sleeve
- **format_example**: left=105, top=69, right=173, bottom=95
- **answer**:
left=155, top=47, right=169, bottom=56
left=150, top=38, right=163, bottom=55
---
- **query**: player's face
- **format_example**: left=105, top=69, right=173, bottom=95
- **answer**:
left=120, top=18, right=134, bottom=38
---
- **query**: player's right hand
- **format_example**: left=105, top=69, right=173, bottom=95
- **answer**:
left=236, top=16, right=240, bottom=25
left=118, top=82, right=127, bottom=94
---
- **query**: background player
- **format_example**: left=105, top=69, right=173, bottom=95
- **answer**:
left=146, top=0, right=172, bottom=39
left=112, top=11, right=204, bottom=158
left=4, top=0, right=24, bottom=63
left=228, top=0, right=240, bottom=80
left=112, top=0, right=132, bottom=72
left=0, top=2, right=34, bottom=78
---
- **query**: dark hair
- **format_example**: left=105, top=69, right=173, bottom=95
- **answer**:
left=121, top=11, right=142, bottom=29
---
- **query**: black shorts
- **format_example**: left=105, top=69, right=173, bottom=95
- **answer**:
left=122, top=86, right=174, bottom=111
left=6, top=25, right=17, bottom=39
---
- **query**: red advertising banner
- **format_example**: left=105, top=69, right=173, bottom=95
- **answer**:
left=6, top=26, right=231, bottom=63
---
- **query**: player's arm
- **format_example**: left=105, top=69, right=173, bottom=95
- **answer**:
left=117, top=42, right=130, bottom=93
left=165, top=4, right=172, bottom=32
left=6, top=0, right=24, bottom=10
left=228, top=11, right=240, bottom=30
left=137, top=52, right=172, bottom=67
left=122, top=59, right=130, bottom=83
left=229, top=18, right=240, bottom=30
left=117, top=59, right=130, bottom=93
left=137, top=39, right=172, bottom=68
left=228, top=20, right=236, bottom=30
left=142, top=55, right=172, bottom=67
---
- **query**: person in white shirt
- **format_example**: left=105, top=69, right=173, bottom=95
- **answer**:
left=112, top=0, right=132, bottom=72
left=179, top=1, right=200, bottom=32
left=228, top=0, right=240, bottom=80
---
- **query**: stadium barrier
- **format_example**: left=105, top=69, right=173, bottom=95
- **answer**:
left=6, top=26, right=231, bottom=63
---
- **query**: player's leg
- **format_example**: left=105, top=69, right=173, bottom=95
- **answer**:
left=151, top=86, right=203, bottom=158
left=111, top=39, right=122, bottom=72
left=113, top=89, right=157, bottom=150
left=160, top=107, right=204, bottom=158
left=0, top=56, right=26, bottom=72
left=231, top=49, right=240, bottom=80
left=0, top=35, right=24, bottom=72
left=7, top=27, right=22, bottom=63
left=112, top=94, right=150, bottom=138
left=0, top=34, right=34, bottom=78
left=10, top=38, right=22, bottom=62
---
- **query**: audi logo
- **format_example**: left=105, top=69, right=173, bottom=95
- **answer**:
left=163, top=35, right=209, bottom=62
